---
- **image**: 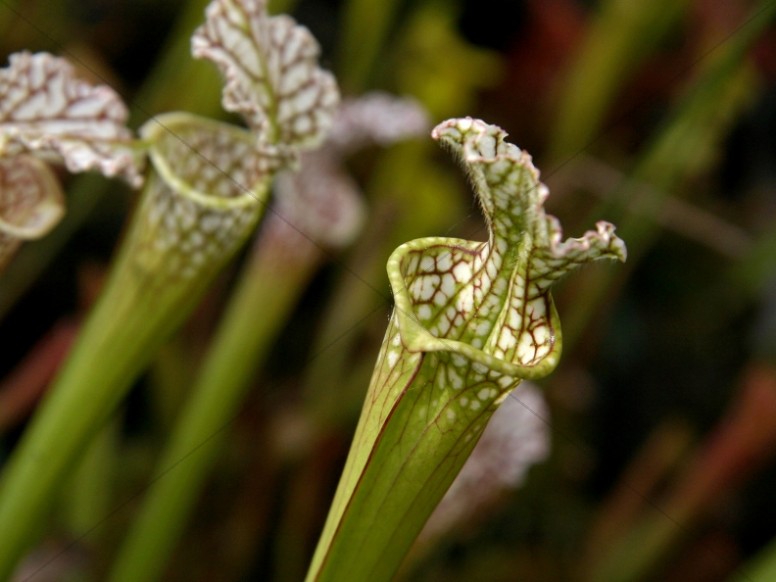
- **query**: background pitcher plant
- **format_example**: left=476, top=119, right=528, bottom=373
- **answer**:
left=0, top=0, right=338, bottom=577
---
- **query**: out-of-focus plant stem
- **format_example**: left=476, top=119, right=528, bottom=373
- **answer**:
left=561, top=0, right=776, bottom=349
left=549, top=0, right=692, bottom=161
left=62, top=420, right=118, bottom=540
left=337, top=0, right=402, bottom=92
left=587, top=364, right=776, bottom=582
left=109, top=247, right=310, bottom=582
left=0, top=241, right=188, bottom=578
left=112, top=128, right=363, bottom=579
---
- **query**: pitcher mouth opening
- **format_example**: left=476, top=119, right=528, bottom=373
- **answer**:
left=0, top=156, right=64, bottom=239
left=387, top=237, right=563, bottom=382
left=141, top=112, right=275, bottom=209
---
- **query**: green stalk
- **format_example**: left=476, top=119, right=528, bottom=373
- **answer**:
left=561, top=0, right=776, bottom=349
left=336, top=0, right=402, bottom=91
left=62, top=419, right=118, bottom=540
left=0, top=113, right=271, bottom=579
left=109, top=251, right=308, bottom=582
left=549, top=0, right=692, bottom=161
left=110, top=147, right=363, bottom=581
left=305, top=118, right=626, bottom=581
left=733, top=537, right=776, bottom=581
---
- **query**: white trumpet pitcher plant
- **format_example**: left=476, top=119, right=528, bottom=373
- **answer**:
left=306, top=117, right=626, bottom=581
left=0, top=0, right=338, bottom=577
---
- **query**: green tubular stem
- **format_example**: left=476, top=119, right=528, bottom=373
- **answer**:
left=305, top=344, right=508, bottom=582
left=63, top=419, right=118, bottom=540
left=337, top=0, right=401, bottom=92
left=549, top=0, right=691, bottom=161
left=109, top=247, right=315, bottom=582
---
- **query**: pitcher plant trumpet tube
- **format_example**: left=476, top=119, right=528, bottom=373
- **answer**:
left=108, top=103, right=374, bottom=582
left=0, top=0, right=339, bottom=575
left=0, top=112, right=275, bottom=578
left=306, top=117, right=627, bottom=581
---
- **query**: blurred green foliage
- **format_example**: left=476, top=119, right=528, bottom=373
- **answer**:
left=1, top=0, right=776, bottom=580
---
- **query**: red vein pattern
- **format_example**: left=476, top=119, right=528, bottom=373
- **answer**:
left=135, top=113, right=272, bottom=283
left=0, top=52, right=143, bottom=186
left=192, top=0, right=338, bottom=151
left=0, top=155, right=64, bottom=268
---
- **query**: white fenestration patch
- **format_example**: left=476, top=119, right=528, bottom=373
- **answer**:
left=497, top=375, right=515, bottom=390
left=516, top=332, right=540, bottom=364
left=386, top=350, right=399, bottom=368
left=533, top=321, right=549, bottom=346
left=451, top=354, right=467, bottom=368
left=498, top=327, right=517, bottom=351
left=440, top=273, right=455, bottom=297
left=420, top=255, right=435, bottom=272
left=436, top=252, right=452, bottom=271
left=475, top=320, right=492, bottom=337
left=418, top=275, right=439, bottom=301
left=455, top=285, right=474, bottom=314
left=435, top=316, right=451, bottom=337
left=452, top=261, right=471, bottom=282
left=477, top=387, right=496, bottom=402
left=447, top=366, right=463, bottom=390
